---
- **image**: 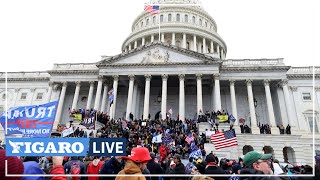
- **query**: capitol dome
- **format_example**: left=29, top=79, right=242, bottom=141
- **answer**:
left=121, top=0, right=227, bottom=59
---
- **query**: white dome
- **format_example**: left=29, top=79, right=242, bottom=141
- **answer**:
left=122, top=0, right=227, bottom=59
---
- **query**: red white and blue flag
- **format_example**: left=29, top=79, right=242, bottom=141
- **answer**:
left=185, top=132, right=194, bottom=144
left=210, top=129, right=238, bottom=150
left=144, top=4, right=160, bottom=14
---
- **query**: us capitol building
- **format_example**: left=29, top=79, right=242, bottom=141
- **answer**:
left=0, top=0, right=319, bottom=165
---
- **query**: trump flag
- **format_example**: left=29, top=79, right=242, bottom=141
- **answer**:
left=0, top=101, right=58, bottom=137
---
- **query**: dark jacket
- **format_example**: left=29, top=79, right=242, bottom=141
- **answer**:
left=205, top=165, right=226, bottom=180
left=168, top=163, right=186, bottom=180
left=63, top=160, right=86, bottom=180
left=240, top=168, right=283, bottom=180
left=99, top=157, right=124, bottom=180
left=147, top=160, right=163, bottom=180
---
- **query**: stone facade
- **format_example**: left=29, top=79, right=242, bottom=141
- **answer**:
left=0, top=0, right=319, bottom=165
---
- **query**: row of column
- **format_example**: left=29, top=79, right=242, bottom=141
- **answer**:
left=51, top=75, right=297, bottom=134
left=124, top=33, right=226, bottom=59
left=50, top=76, right=110, bottom=129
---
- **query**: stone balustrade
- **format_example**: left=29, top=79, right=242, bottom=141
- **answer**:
left=223, top=58, right=285, bottom=66
left=52, top=63, right=98, bottom=70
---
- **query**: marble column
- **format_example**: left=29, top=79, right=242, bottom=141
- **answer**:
left=134, top=40, right=137, bottom=48
left=229, top=80, right=238, bottom=125
left=86, top=81, right=95, bottom=110
left=210, top=41, right=214, bottom=53
left=246, top=79, right=259, bottom=134
left=129, top=44, right=132, bottom=51
left=161, top=33, right=165, bottom=42
left=179, top=74, right=185, bottom=121
left=151, top=34, right=154, bottom=43
left=100, top=80, right=109, bottom=113
left=143, top=75, right=151, bottom=120
left=94, top=76, right=103, bottom=110
left=71, top=81, right=81, bottom=111
left=277, top=84, right=289, bottom=126
left=46, top=81, right=54, bottom=103
left=182, top=33, right=186, bottom=48
left=316, top=87, right=320, bottom=115
left=172, top=33, right=176, bottom=46
left=214, top=74, right=221, bottom=111
left=202, top=38, right=206, bottom=53
left=54, top=82, right=67, bottom=129
left=132, top=84, right=138, bottom=119
left=142, top=37, right=145, bottom=46
left=126, top=75, right=135, bottom=120
left=110, top=75, right=119, bottom=120
left=161, top=74, right=168, bottom=120
left=281, top=79, right=299, bottom=134
left=193, top=35, right=197, bottom=52
left=196, top=74, right=203, bottom=115
left=264, top=79, right=278, bottom=134
left=217, top=45, right=220, bottom=58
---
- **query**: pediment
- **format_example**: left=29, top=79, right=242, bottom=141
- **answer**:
left=98, top=43, right=219, bottom=66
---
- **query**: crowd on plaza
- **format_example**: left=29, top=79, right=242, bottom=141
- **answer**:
left=0, top=107, right=317, bottom=180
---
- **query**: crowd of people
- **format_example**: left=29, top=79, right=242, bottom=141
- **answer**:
left=0, top=107, right=317, bottom=180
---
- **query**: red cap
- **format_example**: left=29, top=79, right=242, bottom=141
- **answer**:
left=123, top=147, right=152, bottom=163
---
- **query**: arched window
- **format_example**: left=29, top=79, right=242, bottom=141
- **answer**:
left=176, top=14, right=180, bottom=22
left=192, top=16, right=196, bottom=23
left=185, top=15, right=188, bottom=23
left=146, top=18, right=149, bottom=25
left=168, top=14, right=172, bottom=22
left=160, top=15, right=164, bottom=22
left=186, top=42, right=190, bottom=50
left=205, top=21, right=207, bottom=27
left=199, top=19, right=202, bottom=26
left=141, top=21, right=144, bottom=27
left=153, top=16, right=156, bottom=24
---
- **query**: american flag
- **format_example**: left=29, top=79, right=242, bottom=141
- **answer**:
left=210, top=129, right=238, bottom=150
left=185, top=132, right=194, bottom=144
left=144, top=4, right=160, bottom=14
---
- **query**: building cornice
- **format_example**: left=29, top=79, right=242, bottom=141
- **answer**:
left=0, top=77, right=50, bottom=82
left=98, top=62, right=219, bottom=68
left=287, top=74, right=320, bottom=79
left=47, top=70, right=99, bottom=75
left=221, top=66, right=291, bottom=72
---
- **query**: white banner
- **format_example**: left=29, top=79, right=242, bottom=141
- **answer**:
left=62, top=127, right=74, bottom=137
left=152, top=134, right=162, bottom=143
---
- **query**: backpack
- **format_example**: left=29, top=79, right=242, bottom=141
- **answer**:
left=70, top=161, right=81, bottom=180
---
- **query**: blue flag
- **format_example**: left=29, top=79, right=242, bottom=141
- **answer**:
left=189, top=149, right=202, bottom=159
left=0, top=101, right=58, bottom=138
left=229, top=114, right=236, bottom=123
left=190, top=141, right=197, bottom=152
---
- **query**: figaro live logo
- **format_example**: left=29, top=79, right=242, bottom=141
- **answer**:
left=6, top=138, right=126, bottom=156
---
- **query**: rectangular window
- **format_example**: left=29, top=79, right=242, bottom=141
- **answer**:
left=20, top=93, right=27, bottom=100
left=36, top=93, right=43, bottom=100
left=308, top=117, right=319, bottom=133
left=302, top=93, right=311, bottom=101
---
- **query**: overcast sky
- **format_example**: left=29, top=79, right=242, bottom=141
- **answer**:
left=0, top=0, right=318, bottom=72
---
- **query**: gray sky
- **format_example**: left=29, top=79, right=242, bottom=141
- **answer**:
left=0, top=0, right=318, bottom=72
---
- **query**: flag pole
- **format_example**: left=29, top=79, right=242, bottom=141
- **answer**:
left=158, top=5, right=161, bottom=42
